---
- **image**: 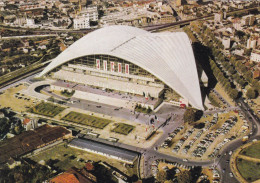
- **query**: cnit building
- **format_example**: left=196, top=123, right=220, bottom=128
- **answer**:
left=39, top=25, right=206, bottom=110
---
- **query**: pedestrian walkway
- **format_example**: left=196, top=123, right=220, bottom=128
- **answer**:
left=238, top=154, right=260, bottom=163
left=20, top=79, right=55, bottom=100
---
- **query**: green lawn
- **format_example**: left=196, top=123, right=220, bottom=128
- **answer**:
left=30, top=143, right=88, bottom=171
left=111, top=123, right=134, bottom=135
left=30, top=142, right=137, bottom=178
left=30, top=102, right=65, bottom=117
left=240, top=142, right=260, bottom=159
left=236, top=158, right=260, bottom=182
left=62, top=111, right=111, bottom=129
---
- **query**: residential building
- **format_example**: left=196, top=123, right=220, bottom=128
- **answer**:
left=23, top=118, right=38, bottom=131
left=80, top=5, right=98, bottom=22
left=222, top=37, right=230, bottom=49
left=214, top=12, right=223, bottom=24
left=241, top=14, right=255, bottom=26
left=74, top=15, right=90, bottom=29
left=50, top=166, right=97, bottom=183
left=250, top=50, right=260, bottom=62
left=26, top=18, right=35, bottom=27
left=247, top=38, right=257, bottom=49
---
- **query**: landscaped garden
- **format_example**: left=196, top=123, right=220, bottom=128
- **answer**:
left=60, top=89, right=75, bottom=98
left=235, top=141, right=260, bottom=182
left=134, top=104, right=152, bottom=114
left=111, top=123, right=135, bottom=135
left=30, top=102, right=65, bottom=117
left=62, top=111, right=111, bottom=129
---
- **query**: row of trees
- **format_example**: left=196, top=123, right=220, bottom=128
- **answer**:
left=191, top=21, right=259, bottom=100
left=156, top=166, right=206, bottom=183
left=190, top=21, right=240, bottom=100
left=134, top=104, right=152, bottom=114
left=209, top=59, right=239, bottom=100
left=183, top=108, right=204, bottom=123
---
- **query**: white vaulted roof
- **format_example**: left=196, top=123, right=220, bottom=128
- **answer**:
left=39, top=25, right=204, bottom=110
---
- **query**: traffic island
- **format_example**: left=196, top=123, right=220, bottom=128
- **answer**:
left=230, top=140, right=260, bottom=183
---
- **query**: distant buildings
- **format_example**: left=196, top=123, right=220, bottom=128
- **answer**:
left=176, top=0, right=182, bottom=6
left=233, top=18, right=242, bottom=30
left=81, top=6, right=98, bottom=22
left=222, top=37, right=230, bottom=49
left=73, top=5, right=98, bottom=29
left=247, top=38, right=257, bottom=49
left=74, top=15, right=90, bottom=29
left=241, top=14, right=255, bottom=26
left=214, top=12, right=223, bottom=24
left=250, top=50, right=260, bottom=62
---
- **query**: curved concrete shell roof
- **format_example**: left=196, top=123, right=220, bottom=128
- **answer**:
left=39, top=25, right=203, bottom=110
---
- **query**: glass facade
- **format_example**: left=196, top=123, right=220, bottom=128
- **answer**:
left=68, top=54, right=156, bottom=79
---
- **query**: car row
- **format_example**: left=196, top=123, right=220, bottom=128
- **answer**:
left=161, top=126, right=184, bottom=149
left=193, top=115, right=237, bottom=158
left=172, top=128, right=195, bottom=153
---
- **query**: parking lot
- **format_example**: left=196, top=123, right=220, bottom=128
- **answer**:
left=158, top=111, right=249, bottom=160
left=0, top=83, right=38, bottom=112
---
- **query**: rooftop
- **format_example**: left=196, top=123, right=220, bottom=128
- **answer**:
left=69, top=138, right=139, bottom=163
left=0, top=124, right=71, bottom=164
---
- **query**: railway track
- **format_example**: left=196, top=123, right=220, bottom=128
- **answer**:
left=0, top=64, right=46, bottom=90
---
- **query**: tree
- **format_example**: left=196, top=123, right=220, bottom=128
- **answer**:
left=244, top=71, right=252, bottom=83
left=246, top=88, right=257, bottom=99
left=157, top=170, right=167, bottom=183
left=229, top=89, right=238, bottom=100
left=0, top=118, right=9, bottom=136
left=177, top=171, right=192, bottom=183
left=234, top=30, right=245, bottom=39
left=230, top=56, right=236, bottom=64
left=244, top=48, right=252, bottom=56
left=184, top=109, right=196, bottom=123
left=238, top=79, right=246, bottom=87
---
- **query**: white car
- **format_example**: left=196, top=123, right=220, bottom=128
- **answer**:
left=182, top=159, right=188, bottom=162
left=229, top=173, right=234, bottom=177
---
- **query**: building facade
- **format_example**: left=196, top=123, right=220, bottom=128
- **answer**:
left=250, top=50, right=260, bottom=62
